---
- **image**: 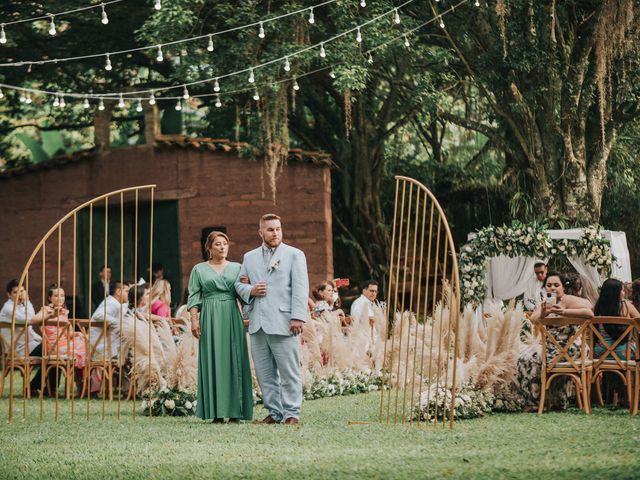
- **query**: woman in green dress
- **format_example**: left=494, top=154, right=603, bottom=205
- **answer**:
left=188, top=231, right=253, bottom=423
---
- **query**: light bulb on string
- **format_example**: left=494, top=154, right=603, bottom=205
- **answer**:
left=53, top=95, right=59, bottom=107
left=293, top=79, right=300, bottom=91
left=308, top=7, right=315, bottom=24
left=394, top=9, right=400, bottom=24
left=98, top=98, right=105, bottom=111
left=214, top=78, right=220, bottom=92
left=367, top=52, right=373, bottom=64
left=207, top=35, right=214, bottom=52
left=175, top=100, right=182, bottom=111
left=248, top=68, right=255, bottom=83
left=83, top=96, right=90, bottom=108
left=252, top=88, right=259, bottom=101
left=360, top=0, right=366, bottom=7
left=329, top=70, right=336, bottom=79
left=105, top=53, right=112, bottom=71
left=101, top=4, right=109, bottom=25
left=25, top=93, right=32, bottom=104
left=284, top=57, right=291, bottom=72
left=0, top=24, right=6, bottom=44
left=258, top=22, right=265, bottom=38
left=215, top=94, right=222, bottom=108
left=136, top=99, right=143, bottom=112
left=118, top=94, right=125, bottom=109
left=0, top=88, right=4, bottom=99
left=154, top=0, right=161, bottom=11
left=319, top=43, right=326, bottom=58
left=18, top=92, right=26, bottom=103
left=356, top=27, right=362, bottom=43
left=439, top=16, right=445, bottom=28
left=404, top=35, right=410, bottom=47
left=48, top=16, right=57, bottom=36
left=183, top=86, right=190, bottom=99
left=149, top=92, right=156, bottom=105
left=475, top=0, right=480, bottom=5
left=59, top=96, right=66, bottom=108
left=156, top=45, right=163, bottom=62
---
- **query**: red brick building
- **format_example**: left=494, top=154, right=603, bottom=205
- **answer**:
left=0, top=136, right=333, bottom=315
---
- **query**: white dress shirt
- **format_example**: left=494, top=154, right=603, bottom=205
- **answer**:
left=0, top=299, right=41, bottom=357
left=350, top=294, right=375, bottom=321
left=523, top=278, right=545, bottom=311
left=91, top=296, right=128, bottom=359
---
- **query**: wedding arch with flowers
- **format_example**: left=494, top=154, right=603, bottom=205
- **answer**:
left=459, top=222, right=616, bottom=306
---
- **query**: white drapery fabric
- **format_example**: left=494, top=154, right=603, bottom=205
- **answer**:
left=485, top=255, right=541, bottom=301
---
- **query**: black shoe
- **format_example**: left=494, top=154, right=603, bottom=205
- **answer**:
left=228, top=418, right=240, bottom=424
left=212, top=418, right=224, bottom=424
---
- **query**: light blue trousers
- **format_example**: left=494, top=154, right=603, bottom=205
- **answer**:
left=251, top=328, right=302, bottom=421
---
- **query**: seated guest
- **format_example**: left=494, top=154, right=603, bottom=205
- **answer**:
left=524, top=262, right=547, bottom=311
left=593, top=278, right=640, bottom=360
left=150, top=279, right=172, bottom=325
left=630, top=278, right=640, bottom=312
left=516, top=272, right=593, bottom=410
left=350, top=280, right=379, bottom=326
left=0, top=279, right=55, bottom=394
left=91, top=280, right=131, bottom=360
left=173, top=288, right=190, bottom=335
left=92, top=264, right=112, bottom=311
left=311, top=280, right=345, bottom=322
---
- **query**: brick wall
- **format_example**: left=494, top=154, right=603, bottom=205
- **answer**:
left=0, top=144, right=333, bottom=309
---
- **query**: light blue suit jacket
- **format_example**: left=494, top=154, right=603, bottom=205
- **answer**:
left=235, top=243, right=309, bottom=336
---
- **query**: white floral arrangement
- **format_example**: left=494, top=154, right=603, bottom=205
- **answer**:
left=141, top=387, right=197, bottom=417
left=459, top=222, right=614, bottom=305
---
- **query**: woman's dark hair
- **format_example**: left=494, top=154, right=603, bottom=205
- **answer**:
left=631, top=279, right=640, bottom=312
left=128, top=283, right=150, bottom=309
left=561, top=273, right=584, bottom=298
left=47, top=283, right=62, bottom=301
left=594, top=278, right=625, bottom=339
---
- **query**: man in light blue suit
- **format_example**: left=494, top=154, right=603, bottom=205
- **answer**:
left=235, top=214, right=309, bottom=424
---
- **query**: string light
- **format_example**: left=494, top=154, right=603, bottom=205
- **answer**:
left=329, top=70, right=336, bottom=79
left=0, top=25, right=6, bottom=45
left=284, top=57, right=291, bottom=72
left=394, top=9, right=401, bottom=24
left=206, top=35, right=214, bottom=52
left=98, top=98, right=105, bottom=110
left=175, top=100, right=182, bottom=111
left=48, top=16, right=57, bottom=36
left=156, top=45, right=163, bottom=62
left=356, top=27, right=362, bottom=43
left=83, top=96, right=90, bottom=108
left=154, top=0, right=162, bottom=11
left=248, top=68, right=255, bottom=83
left=59, top=96, right=66, bottom=108
left=215, top=94, right=222, bottom=107
left=105, top=53, right=112, bottom=71
left=293, top=79, right=300, bottom=91
left=25, top=93, right=32, bottom=104
left=360, top=0, right=367, bottom=7
left=214, top=78, right=220, bottom=92
left=308, top=7, right=315, bottom=24
left=136, top=99, right=143, bottom=112
left=18, top=92, right=26, bottom=103
left=149, top=92, right=156, bottom=105
left=117, top=93, right=125, bottom=108
left=403, top=34, right=410, bottom=47
left=101, top=4, right=109, bottom=25
left=183, top=86, right=190, bottom=99
left=367, top=52, right=373, bottom=64
left=319, top=43, right=326, bottom=58
left=258, top=22, right=265, bottom=38
left=439, top=16, right=445, bottom=28
left=52, top=95, right=59, bottom=107
left=252, top=88, right=259, bottom=101
left=475, top=0, right=480, bottom=5
left=0, top=87, right=4, bottom=98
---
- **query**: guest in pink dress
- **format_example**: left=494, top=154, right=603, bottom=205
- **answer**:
left=150, top=279, right=172, bottom=327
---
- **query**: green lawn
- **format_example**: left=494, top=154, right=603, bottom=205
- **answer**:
left=0, top=392, right=638, bottom=479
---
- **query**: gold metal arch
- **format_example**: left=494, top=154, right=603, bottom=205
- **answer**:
left=4, top=185, right=156, bottom=422
left=379, top=175, right=461, bottom=430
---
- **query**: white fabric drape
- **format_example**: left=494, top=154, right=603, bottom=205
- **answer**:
left=566, top=255, right=602, bottom=289
left=487, top=255, right=540, bottom=300
left=604, top=231, right=632, bottom=282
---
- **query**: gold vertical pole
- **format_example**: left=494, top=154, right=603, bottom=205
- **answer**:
left=148, top=187, right=154, bottom=417
left=436, top=241, right=449, bottom=427
left=393, top=183, right=414, bottom=423
left=132, top=190, right=139, bottom=419
left=55, top=225, right=62, bottom=420
left=39, top=244, right=46, bottom=420
left=379, top=178, right=400, bottom=421
left=23, top=272, right=30, bottom=419
left=385, top=180, right=407, bottom=423
left=441, top=250, right=456, bottom=428
left=71, top=213, right=77, bottom=419
left=87, top=203, right=93, bottom=419
left=102, top=197, right=109, bottom=420
left=448, top=265, right=461, bottom=430
left=425, top=215, right=442, bottom=430
left=407, top=190, right=427, bottom=428
left=117, top=192, right=124, bottom=419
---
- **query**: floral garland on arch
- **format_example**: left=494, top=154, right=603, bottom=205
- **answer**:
left=459, top=222, right=614, bottom=305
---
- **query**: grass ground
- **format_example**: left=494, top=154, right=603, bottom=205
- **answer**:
left=0, top=391, right=639, bottom=479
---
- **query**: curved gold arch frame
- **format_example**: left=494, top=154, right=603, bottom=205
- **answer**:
left=5, top=185, right=156, bottom=422
left=378, top=176, right=461, bottom=430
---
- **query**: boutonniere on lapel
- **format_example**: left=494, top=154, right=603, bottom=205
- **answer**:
left=268, top=259, right=281, bottom=273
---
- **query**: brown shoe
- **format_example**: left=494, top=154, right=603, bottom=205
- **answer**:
left=254, top=415, right=280, bottom=424
left=284, top=417, right=299, bottom=425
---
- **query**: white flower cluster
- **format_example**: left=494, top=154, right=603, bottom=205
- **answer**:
left=460, top=222, right=614, bottom=305
left=141, top=387, right=198, bottom=417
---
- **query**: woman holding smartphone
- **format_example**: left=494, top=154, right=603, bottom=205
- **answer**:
left=516, top=272, right=593, bottom=410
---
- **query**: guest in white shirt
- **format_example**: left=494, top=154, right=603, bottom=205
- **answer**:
left=524, top=262, right=547, bottom=311
left=0, top=278, right=56, bottom=394
left=91, top=280, right=130, bottom=360
left=350, top=280, right=379, bottom=326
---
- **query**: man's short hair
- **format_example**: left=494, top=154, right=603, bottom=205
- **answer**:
left=363, top=279, right=378, bottom=290
left=6, top=279, right=19, bottom=293
left=152, top=262, right=164, bottom=273
left=109, top=280, right=131, bottom=294
left=99, top=264, right=112, bottom=272
left=260, top=213, right=282, bottom=226
left=534, top=262, right=547, bottom=269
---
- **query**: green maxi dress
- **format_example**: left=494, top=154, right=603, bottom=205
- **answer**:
left=187, top=261, right=253, bottom=420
